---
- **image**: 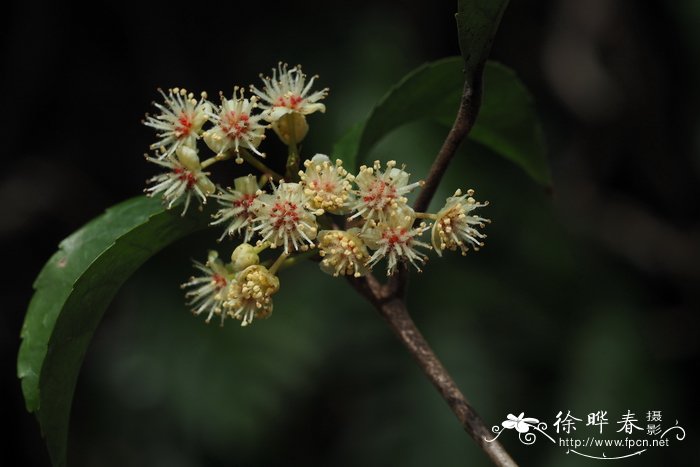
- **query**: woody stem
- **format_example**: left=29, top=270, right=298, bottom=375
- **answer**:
left=345, top=276, right=517, bottom=467
left=345, top=65, right=517, bottom=466
left=412, top=70, right=483, bottom=213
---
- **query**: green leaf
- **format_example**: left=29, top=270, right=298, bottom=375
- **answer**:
left=332, top=120, right=365, bottom=171
left=334, top=57, right=551, bottom=186
left=356, top=57, right=465, bottom=164
left=17, top=196, right=212, bottom=467
left=456, top=0, right=509, bottom=83
left=471, top=62, right=551, bottom=186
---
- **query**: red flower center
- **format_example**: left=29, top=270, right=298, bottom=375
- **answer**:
left=176, top=113, right=193, bottom=137
left=212, top=274, right=227, bottom=289
left=382, top=228, right=409, bottom=246
left=174, top=167, right=196, bottom=188
left=270, top=201, right=300, bottom=229
left=275, top=94, right=303, bottom=109
left=363, top=180, right=396, bottom=206
left=233, top=193, right=257, bottom=216
left=222, top=112, right=250, bottom=137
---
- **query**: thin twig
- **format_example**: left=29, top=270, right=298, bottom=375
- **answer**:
left=345, top=65, right=517, bottom=466
left=413, top=66, right=483, bottom=213
left=347, top=276, right=517, bottom=467
left=383, top=297, right=516, bottom=467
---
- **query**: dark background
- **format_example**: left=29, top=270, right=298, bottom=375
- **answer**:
left=2, top=0, right=698, bottom=466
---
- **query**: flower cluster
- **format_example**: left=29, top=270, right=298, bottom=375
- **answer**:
left=181, top=246, right=278, bottom=326
left=143, top=64, right=489, bottom=327
left=142, top=64, right=327, bottom=215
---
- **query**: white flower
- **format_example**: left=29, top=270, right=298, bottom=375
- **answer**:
left=431, top=189, right=489, bottom=256
left=362, top=207, right=431, bottom=275
left=143, top=87, right=210, bottom=159
left=250, top=63, right=328, bottom=122
left=502, top=413, right=540, bottom=433
left=181, top=251, right=233, bottom=326
left=317, top=228, right=370, bottom=277
left=210, top=175, right=262, bottom=241
left=299, top=154, right=354, bottom=213
left=223, top=265, right=280, bottom=327
left=349, top=160, right=423, bottom=226
left=204, top=88, right=267, bottom=162
left=145, top=146, right=215, bottom=215
left=252, top=181, right=322, bottom=254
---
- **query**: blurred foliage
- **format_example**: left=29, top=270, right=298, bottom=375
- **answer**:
left=5, top=1, right=699, bottom=467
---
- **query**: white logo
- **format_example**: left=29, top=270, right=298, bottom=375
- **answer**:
left=485, top=410, right=686, bottom=460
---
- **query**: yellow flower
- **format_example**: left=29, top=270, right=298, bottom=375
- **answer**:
left=211, top=175, right=262, bottom=241
left=299, top=154, right=354, bottom=214
left=181, top=251, right=233, bottom=325
left=318, top=229, right=370, bottom=277
left=252, top=181, right=322, bottom=254
left=349, top=160, right=422, bottom=226
left=432, top=189, right=489, bottom=256
left=203, top=88, right=267, bottom=162
left=251, top=63, right=328, bottom=122
left=362, top=207, right=431, bottom=275
left=224, top=265, right=280, bottom=327
left=250, top=63, right=328, bottom=145
left=144, top=87, right=210, bottom=160
left=145, top=146, right=215, bottom=215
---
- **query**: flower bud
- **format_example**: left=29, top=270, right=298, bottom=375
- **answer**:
left=230, top=243, right=260, bottom=271
left=272, top=112, right=309, bottom=145
left=176, top=145, right=201, bottom=171
left=203, top=129, right=227, bottom=155
left=234, top=174, right=259, bottom=193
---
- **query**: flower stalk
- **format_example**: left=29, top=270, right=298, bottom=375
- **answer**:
left=268, top=251, right=289, bottom=275
left=200, top=151, right=231, bottom=169
left=284, top=117, right=300, bottom=181
left=414, top=211, right=438, bottom=220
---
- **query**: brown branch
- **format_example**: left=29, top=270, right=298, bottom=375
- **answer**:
left=380, top=298, right=516, bottom=467
left=345, top=68, right=517, bottom=466
left=347, top=275, right=517, bottom=467
left=413, top=66, right=483, bottom=213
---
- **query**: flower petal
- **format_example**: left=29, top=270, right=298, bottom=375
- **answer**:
left=502, top=420, right=517, bottom=429
left=515, top=421, right=530, bottom=433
